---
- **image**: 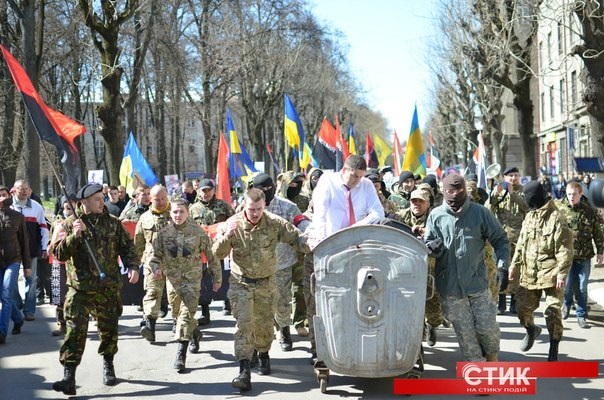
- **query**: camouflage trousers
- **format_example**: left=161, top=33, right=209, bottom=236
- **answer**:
left=142, top=266, right=166, bottom=319
left=425, top=260, right=443, bottom=328
left=441, top=288, right=500, bottom=361
left=515, top=286, right=563, bottom=341
left=60, top=286, right=123, bottom=366
left=485, top=243, right=499, bottom=302
left=229, top=274, right=276, bottom=361
left=165, top=278, right=198, bottom=341
left=292, top=256, right=307, bottom=329
left=302, top=253, right=316, bottom=346
left=274, top=266, right=293, bottom=329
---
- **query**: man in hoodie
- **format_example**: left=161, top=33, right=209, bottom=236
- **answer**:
left=0, top=186, right=31, bottom=344
left=425, top=173, right=509, bottom=362
left=509, top=181, right=573, bottom=361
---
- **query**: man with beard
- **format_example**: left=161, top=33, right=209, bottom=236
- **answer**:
left=509, top=182, right=573, bottom=361
left=425, top=173, right=509, bottom=362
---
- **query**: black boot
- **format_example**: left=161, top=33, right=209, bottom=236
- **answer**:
left=258, top=352, right=271, bottom=375
left=426, top=324, right=437, bottom=347
left=159, top=302, right=168, bottom=318
left=520, top=325, right=542, bottom=352
left=548, top=339, right=560, bottom=362
left=223, top=298, right=232, bottom=316
left=232, top=360, right=252, bottom=391
left=174, top=341, right=188, bottom=372
left=103, top=355, right=117, bottom=386
left=197, top=304, right=211, bottom=325
left=509, top=295, right=517, bottom=314
left=53, top=364, right=76, bottom=395
left=497, top=294, right=506, bottom=315
left=189, top=328, right=203, bottom=354
left=279, top=327, right=293, bottom=351
left=250, top=349, right=259, bottom=368
left=172, top=320, right=177, bottom=334
left=140, top=317, right=156, bottom=342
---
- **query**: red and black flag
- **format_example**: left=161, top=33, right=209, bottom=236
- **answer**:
left=312, top=118, right=338, bottom=170
left=365, top=133, right=379, bottom=169
left=1, top=45, right=85, bottom=195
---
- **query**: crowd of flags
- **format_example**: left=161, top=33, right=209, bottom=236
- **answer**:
left=2, top=44, right=454, bottom=205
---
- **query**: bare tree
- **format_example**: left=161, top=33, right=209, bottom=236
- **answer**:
left=78, top=0, right=139, bottom=184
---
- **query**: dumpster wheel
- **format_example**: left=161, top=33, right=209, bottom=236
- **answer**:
left=314, top=364, right=330, bottom=393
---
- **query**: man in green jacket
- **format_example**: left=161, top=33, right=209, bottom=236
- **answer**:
left=425, top=174, right=509, bottom=362
left=51, top=183, right=140, bottom=395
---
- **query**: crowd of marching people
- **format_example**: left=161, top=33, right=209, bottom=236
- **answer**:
left=0, top=162, right=601, bottom=395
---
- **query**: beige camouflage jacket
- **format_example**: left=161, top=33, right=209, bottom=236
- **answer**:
left=149, top=220, right=220, bottom=286
left=134, top=208, right=171, bottom=267
left=213, top=210, right=308, bottom=279
left=510, top=200, right=573, bottom=290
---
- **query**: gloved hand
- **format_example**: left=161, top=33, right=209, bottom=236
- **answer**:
left=425, top=238, right=443, bottom=254
left=497, top=268, right=509, bottom=292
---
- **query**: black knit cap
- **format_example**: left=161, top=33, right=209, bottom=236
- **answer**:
left=250, top=173, right=274, bottom=188
left=76, top=183, right=103, bottom=200
left=398, top=171, right=414, bottom=184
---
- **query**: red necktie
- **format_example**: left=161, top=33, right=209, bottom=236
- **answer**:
left=346, top=185, right=356, bottom=226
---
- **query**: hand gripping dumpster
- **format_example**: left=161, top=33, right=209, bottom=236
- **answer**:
left=312, top=224, right=430, bottom=392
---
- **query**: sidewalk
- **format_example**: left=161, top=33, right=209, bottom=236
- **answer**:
left=588, top=260, right=604, bottom=309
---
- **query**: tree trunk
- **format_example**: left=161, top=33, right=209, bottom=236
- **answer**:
left=21, top=0, right=40, bottom=193
left=200, top=0, right=215, bottom=172
left=514, top=77, right=538, bottom=179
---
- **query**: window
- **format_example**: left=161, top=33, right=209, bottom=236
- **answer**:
left=94, top=137, right=105, bottom=159
left=547, top=32, right=552, bottom=65
left=559, top=79, right=565, bottom=115
left=539, top=41, right=544, bottom=69
left=570, top=71, right=577, bottom=107
left=557, top=21, right=563, bottom=54
left=549, top=87, right=555, bottom=119
left=541, top=92, right=545, bottom=121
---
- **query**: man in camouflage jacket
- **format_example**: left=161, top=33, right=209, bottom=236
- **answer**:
left=509, top=182, right=573, bottom=362
left=135, top=185, right=171, bottom=341
left=189, top=178, right=234, bottom=321
left=555, top=181, right=603, bottom=328
left=149, top=199, right=221, bottom=372
left=119, top=184, right=151, bottom=222
left=51, top=184, right=139, bottom=395
left=213, top=188, right=308, bottom=391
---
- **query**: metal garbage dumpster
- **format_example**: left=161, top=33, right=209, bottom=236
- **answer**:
left=312, top=224, right=430, bottom=391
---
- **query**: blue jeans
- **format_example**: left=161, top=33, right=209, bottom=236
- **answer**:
left=564, top=259, right=591, bottom=318
left=13, top=257, right=38, bottom=316
left=1, top=262, right=24, bottom=336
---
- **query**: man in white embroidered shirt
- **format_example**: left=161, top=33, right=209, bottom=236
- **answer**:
left=310, top=155, right=385, bottom=245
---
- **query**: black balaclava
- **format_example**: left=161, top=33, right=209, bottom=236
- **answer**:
left=286, top=178, right=303, bottom=200
left=310, top=169, right=324, bottom=191
left=523, top=181, right=547, bottom=210
left=252, top=173, right=275, bottom=206
left=443, top=173, right=467, bottom=212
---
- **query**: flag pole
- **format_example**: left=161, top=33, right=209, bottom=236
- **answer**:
left=36, top=137, right=107, bottom=280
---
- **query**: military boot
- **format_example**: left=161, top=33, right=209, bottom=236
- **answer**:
left=497, top=294, right=506, bottom=315
left=257, top=352, right=271, bottom=375
left=197, top=304, right=211, bottom=325
left=223, top=298, right=232, bottom=316
left=174, top=341, right=188, bottom=372
left=279, top=327, right=293, bottom=351
left=250, top=349, right=259, bottom=368
left=103, top=355, right=117, bottom=386
left=426, top=324, right=437, bottom=347
left=53, top=364, right=76, bottom=395
left=519, top=325, right=542, bottom=352
left=548, top=339, right=560, bottom=362
left=188, top=328, right=203, bottom=354
left=140, top=317, right=156, bottom=342
left=232, top=360, right=252, bottom=391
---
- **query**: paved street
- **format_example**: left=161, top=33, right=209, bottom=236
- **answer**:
left=1, top=267, right=604, bottom=400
